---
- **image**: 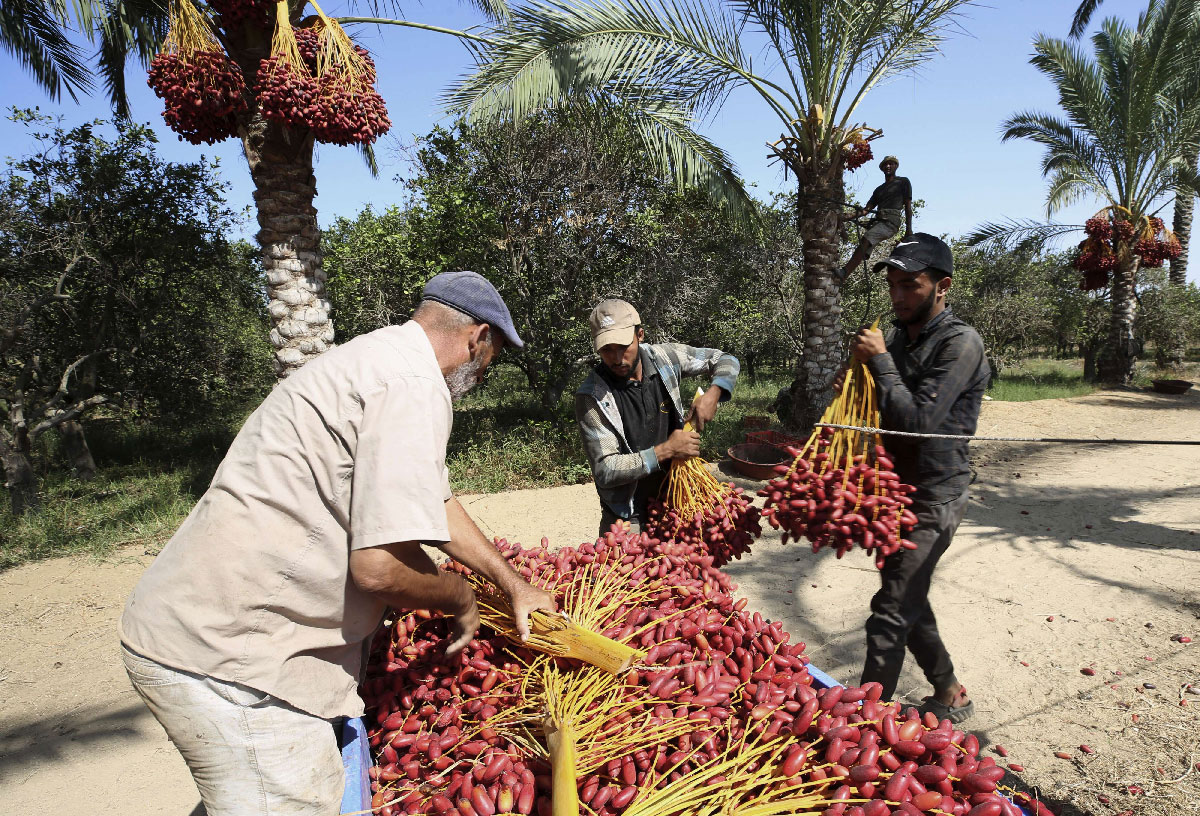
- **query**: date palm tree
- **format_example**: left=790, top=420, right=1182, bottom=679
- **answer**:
left=1072, top=0, right=1199, bottom=286
left=974, top=0, right=1200, bottom=384
left=445, top=0, right=975, bottom=428
left=2, top=0, right=511, bottom=376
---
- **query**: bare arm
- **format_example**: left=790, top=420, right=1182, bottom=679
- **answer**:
left=904, top=199, right=914, bottom=237
left=348, top=542, right=479, bottom=655
left=434, top=497, right=556, bottom=640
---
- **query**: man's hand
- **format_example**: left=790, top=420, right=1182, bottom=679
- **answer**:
left=831, top=364, right=849, bottom=394
left=902, top=230, right=914, bottom=240
left=685, top=388, right=723, bottom=432
left=506, top=582, right=557, bottom=642
left=655, top=428, right=700, bottom=462
left=437, top=498, right=557, bottom=646
left=348, top=542, right=481, bottom=655
left=850, top=327, right=887, bottom=363
left=444, top=590, right=480, bottom=657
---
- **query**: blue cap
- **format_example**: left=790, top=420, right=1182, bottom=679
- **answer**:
left=421, top=271, right=524, bottom=350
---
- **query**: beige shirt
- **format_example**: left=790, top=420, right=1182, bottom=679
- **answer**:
left=120, top=321, right=453, bottom=719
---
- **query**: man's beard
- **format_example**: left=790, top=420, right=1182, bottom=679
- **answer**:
left=898, top=288, right=938, bottom=326
left=445, top=353, right=486, bottom=402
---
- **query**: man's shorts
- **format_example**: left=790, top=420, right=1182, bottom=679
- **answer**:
left=861, top=215, right=902, bottom=250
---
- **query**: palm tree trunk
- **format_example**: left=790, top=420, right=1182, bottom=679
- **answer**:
left=1097, top=251, right=1140, bottom=385
left=242, top=116, right=335, bottom=377
left=1169, top=173, right=1193, bottom=287
left=785, top=175, right=845, bottom=430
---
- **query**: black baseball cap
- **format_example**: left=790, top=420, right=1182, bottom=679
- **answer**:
left=873, top=233, right=954, bottom=276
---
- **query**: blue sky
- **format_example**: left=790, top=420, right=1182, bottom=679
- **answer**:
left=3, top=0, right=1196, bottom=284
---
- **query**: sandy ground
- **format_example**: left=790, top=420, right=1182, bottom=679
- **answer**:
left=1, top=389, right=1198, bottom=816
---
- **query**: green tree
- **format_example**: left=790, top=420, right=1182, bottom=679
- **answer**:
left=447, top=0, right=976, bottom=428
left=2, top=0, right=512, bottom=377
left=322, top=206, right=427, bottom=342
left=1137, top=271, right=1200, bottom=366
left=325, top=110, right=781, bottom=412
left=0, top=111, right=270, bottom=515
left=975, top=0, right=1200, bottom=384
left=950, top=240, right=1090, bottom=376
left=334, top=109, right=670, bottom=413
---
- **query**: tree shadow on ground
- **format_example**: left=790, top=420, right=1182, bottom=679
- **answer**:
left=1080, top=389, right=1199, bottom=411
left=0, top=698, right=205, bottom=814
left=0, top=700, right=145, bottom=773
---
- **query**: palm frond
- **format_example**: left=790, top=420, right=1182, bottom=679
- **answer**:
left=1069, top=0, right=1105, bottom=39
left=1045, top=166, right=1109, bottom=215
left=446, top=0, right=790, bottom=131
left=735, top=0, right=977, bottom=144
left=357, top=141, right=380, bottom=176
left=463, top=0, right=512, bottom=23
left=965, top=218, right=1084, bottom=250
left=0, top=0, right=93, bottom=101
left=629, top=99, right=757, bottom=224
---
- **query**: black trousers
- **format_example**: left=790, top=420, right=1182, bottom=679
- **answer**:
left=599, top=505, right=643, bottom=538
left=860, top=491, right=969, bottom=701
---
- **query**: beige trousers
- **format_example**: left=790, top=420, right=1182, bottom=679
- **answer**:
left=121, top=644, right=345, bottom=815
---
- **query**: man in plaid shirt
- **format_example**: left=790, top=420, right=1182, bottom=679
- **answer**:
left=575, top=299, right=740, bottom=535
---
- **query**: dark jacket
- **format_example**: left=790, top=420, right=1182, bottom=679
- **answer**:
left=866, top=308, right=989, bottom=503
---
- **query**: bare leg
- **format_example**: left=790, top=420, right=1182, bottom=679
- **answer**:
left=843, top=239, right=871, bottom=277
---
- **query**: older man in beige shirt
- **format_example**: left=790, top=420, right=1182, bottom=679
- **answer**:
left=120, top=271, right=554, bottom=815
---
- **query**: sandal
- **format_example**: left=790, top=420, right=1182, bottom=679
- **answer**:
left=918, top=686, right=975, bottom=724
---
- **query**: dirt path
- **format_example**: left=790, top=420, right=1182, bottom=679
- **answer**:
left=1, top=389, right=1198, bottom=815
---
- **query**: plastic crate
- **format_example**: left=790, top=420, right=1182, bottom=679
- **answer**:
left=741, top=414, right=773, bottom=430
left=745, top=429, right=802, bottom=451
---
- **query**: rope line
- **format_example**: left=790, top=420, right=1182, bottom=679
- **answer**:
left=815, top=423, right=1200, bottom=446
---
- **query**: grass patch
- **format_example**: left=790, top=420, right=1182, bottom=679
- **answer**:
left=987, top=358, right=1099, bottom=402
left=0, top=465, right=204, bottom=569
left=0, top=417, right=239, bottom=570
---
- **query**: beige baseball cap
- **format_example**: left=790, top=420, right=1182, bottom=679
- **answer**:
left=589, top=299, right=640, bottom=351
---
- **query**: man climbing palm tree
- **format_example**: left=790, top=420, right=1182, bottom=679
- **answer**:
left=837, top=155, right=914, bottom=281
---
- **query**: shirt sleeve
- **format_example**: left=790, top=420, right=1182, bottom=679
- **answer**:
left=349, top=375, right=453, bottom=550
left=664, top=343, right=740, bottom=400
left=867, top=330, right=985, bottom=435
left=902, top=178, right=913, bottom=202
left=575, top=392, right=660, bottom=489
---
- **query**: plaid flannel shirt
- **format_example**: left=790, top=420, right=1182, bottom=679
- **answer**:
left=575, top=343, right=740, bottom=519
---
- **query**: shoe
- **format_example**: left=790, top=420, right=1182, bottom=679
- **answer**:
left=917, top=687, right=975, bottom=724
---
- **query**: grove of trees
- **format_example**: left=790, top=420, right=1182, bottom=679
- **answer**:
left=0, top=111, right=271, bottom=515
left=3, top=1, right=1200, bottom=519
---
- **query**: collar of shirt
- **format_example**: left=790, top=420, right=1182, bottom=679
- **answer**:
left=891, top=307, right=953, bottom=349
left=387, top=321, right=451, bottom=402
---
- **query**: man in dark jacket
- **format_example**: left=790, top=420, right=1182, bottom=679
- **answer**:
left=842, top=233, right=989, bottom=723
left=575, top=299, right=740, bottom=535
